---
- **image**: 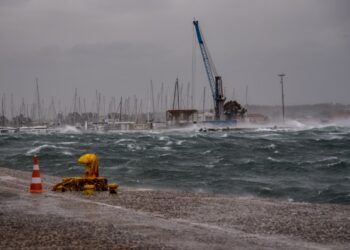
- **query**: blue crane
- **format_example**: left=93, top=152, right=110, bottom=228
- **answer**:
left=193, top=20, right=226, bottom=120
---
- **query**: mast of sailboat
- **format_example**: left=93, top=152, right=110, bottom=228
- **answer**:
left=147, top=87, right=150, bottom=122
left=150, top=80, right=155, bottom=121
left=10, top=93, right=14, bottom=121
left=119, top=96, right=123, bottom=121
left=35, top=77, right=41, bottom=124
left=202, top=86, right=206, bottom=115
left=48, top=96, right=57, bottom=121
left=1, top=93, right=6, bottom=126
left=172, top=77, right=180, bottom=110
left=160, top=82, right=164, bottom=120
left=186, top=82, right=190, bottom=109
left=279, top=74, right=286, bottom=122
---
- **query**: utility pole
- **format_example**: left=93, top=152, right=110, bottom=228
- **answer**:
left=278, top=74, right=286, bottom=122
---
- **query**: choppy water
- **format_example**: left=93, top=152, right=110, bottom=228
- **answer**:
left=1, top=121, right=350, bottom=204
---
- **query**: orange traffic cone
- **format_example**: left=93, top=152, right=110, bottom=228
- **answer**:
left=30, top=155, right=43, bottom=193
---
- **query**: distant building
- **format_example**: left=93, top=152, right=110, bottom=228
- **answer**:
left=329, top=111, right=350, bottom=120
left=166, top=109, right=198, bottom=127
left=245, top=113, right=269, bottom=124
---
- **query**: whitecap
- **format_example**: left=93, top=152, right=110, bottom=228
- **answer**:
left=155, top=146, right=172, bottom=151
left=201, top=150, right=211, bottom=155
left=326, top=161, right=343, bottom=167
left=166, top=140, right=173, bottom=145
left=318, top=156, right=338, bottom=163
left=57, top=125, right=82, bottom=134
left=161, top=146, right=171, bottom=151
left=255, top=128, right=275, bottom=132
left=126, top=143, right=143, bottom=151
left=325, top=135, right=343, bottom=140
left=62, top=151, right=73, bottom=156
left=267, top=156, right=281, bottom=162
left=25, top=144, right=59, bottom=155
left=176, top=140, right=185, bottom=145
left=115, top=138, right=136, bottom=144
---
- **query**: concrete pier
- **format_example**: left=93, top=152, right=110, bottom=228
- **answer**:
left=0, top=167, right=349, bottom=249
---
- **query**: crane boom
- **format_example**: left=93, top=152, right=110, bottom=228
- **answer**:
left=193, top=20, right=225, bottom=120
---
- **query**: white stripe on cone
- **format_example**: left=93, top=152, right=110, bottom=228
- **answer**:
left=31, top=177, right=42, bottom=184
left=33, top=165, right=39, bottom=170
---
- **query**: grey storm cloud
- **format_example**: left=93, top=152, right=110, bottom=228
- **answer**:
left=0, top=0, right=349, bottom=111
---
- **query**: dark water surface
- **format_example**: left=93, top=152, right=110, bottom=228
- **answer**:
left=1, top=124, right=349, bottom=204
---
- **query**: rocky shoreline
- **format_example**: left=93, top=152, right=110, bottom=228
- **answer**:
left=0, top=167, right=349, bottom=249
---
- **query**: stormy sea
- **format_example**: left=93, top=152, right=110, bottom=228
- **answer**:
left=1, top=120, right=349, bottom=205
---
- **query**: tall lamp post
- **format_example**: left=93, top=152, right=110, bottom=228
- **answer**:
left=278, top=74, right=286, bottom=122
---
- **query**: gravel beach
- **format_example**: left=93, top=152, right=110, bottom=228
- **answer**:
left=0, top=167, right=349, bottom=249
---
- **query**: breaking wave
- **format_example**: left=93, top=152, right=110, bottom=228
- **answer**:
left=1, top=123, right=349, bottom=204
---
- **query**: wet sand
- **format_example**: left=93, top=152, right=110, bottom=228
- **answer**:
left=0, top=167, right=349, bottom=249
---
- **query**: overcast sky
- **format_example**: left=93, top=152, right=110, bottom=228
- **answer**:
left=0, top=0, right=349, bottom=112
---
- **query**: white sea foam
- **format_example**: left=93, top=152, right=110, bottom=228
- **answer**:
left=166, top=140, right=173, bottom=145
left=154, top=146, right=172, bottom=151
left=56, top=125, right=82, bottom=134
left=115, top=138, right=136, bottom=144
left=127, top=144, right=142, bottom=151
left=26, top=144, right=59, bottom=155
left=62, top=151, right=73, bottom=156
left=320, top=156, right=338, bottom=162
left=265, top=144, right=276, bottom=149
left=161, top=146, right=172, bottom=151
left=158, top=136, right=169, bottom=141
left=324, top=135, right=343, bottom=140
left=267, top=156, right=281, bottom=162
left=304, top=156, right=338, bottom=164
left=327, top=161, right=343, bottom=167
left=25, top=143, right=72, bottom=155
left=176, top=140, right=185, bottom=145
left=201, top=150, right=211, bottom=155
